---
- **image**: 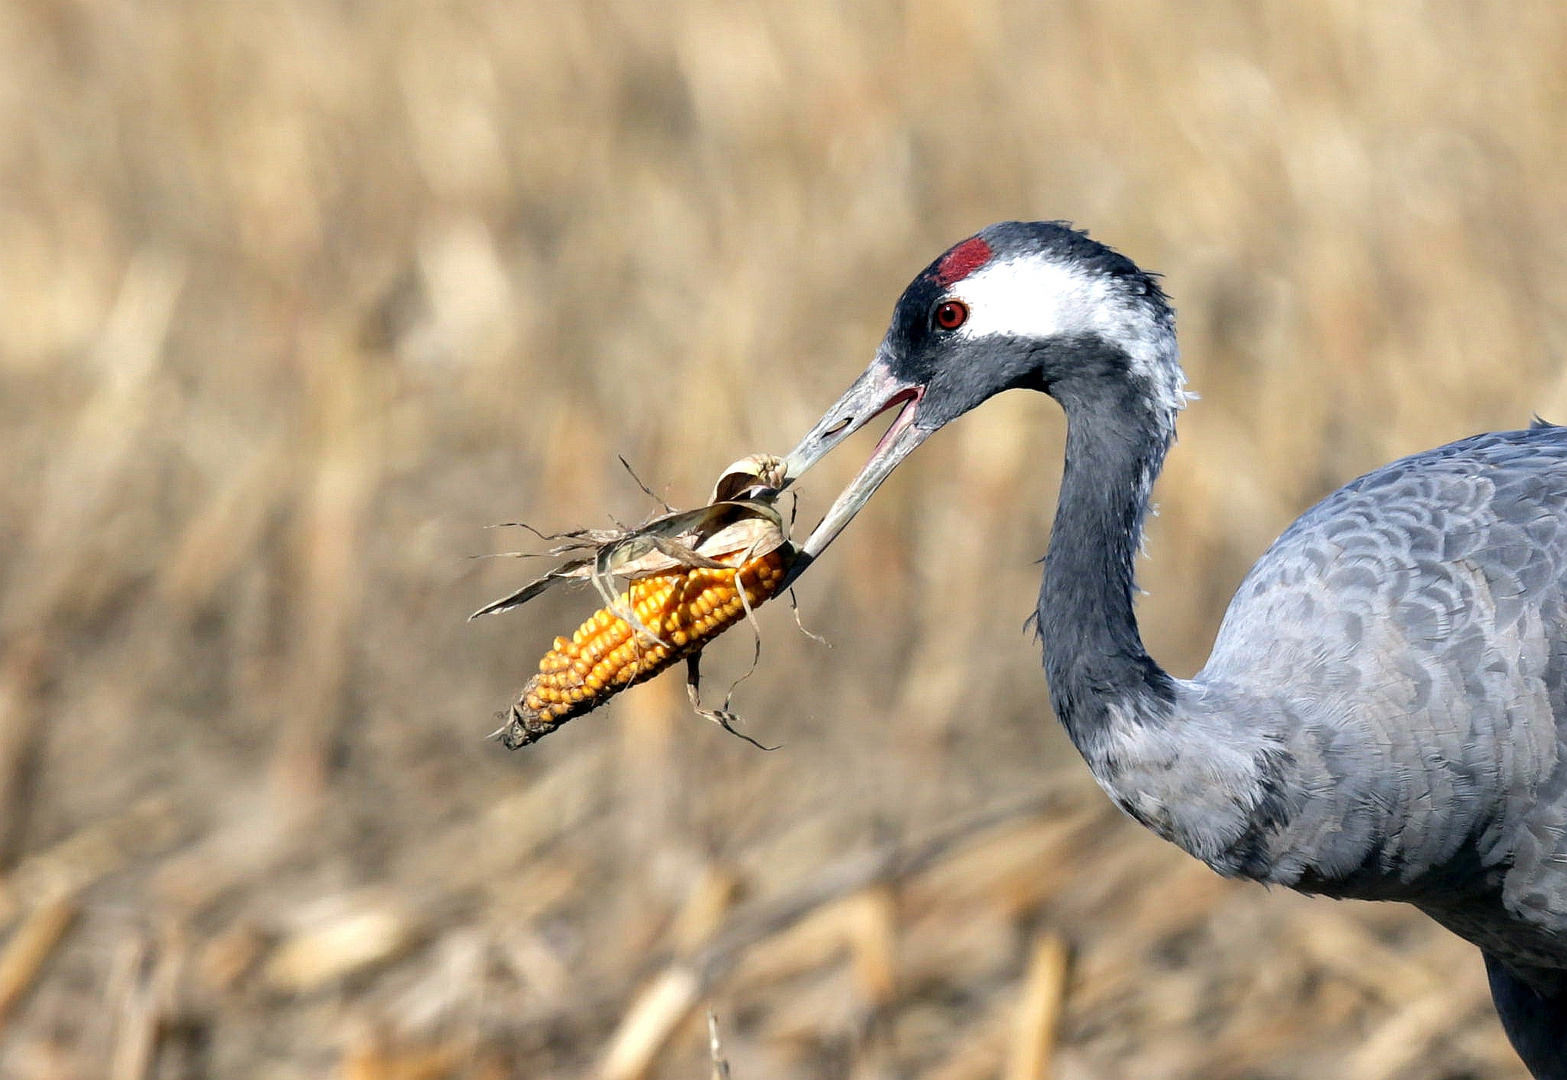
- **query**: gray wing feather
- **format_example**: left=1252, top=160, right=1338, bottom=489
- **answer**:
left=1195, top=427, right=1567, bottom=970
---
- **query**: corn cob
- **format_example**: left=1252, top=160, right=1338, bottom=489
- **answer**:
left=500, top=546, right=792, bottom=748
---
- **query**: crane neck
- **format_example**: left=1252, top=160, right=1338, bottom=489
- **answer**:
left=1038, top=363, right=1180, bottom=748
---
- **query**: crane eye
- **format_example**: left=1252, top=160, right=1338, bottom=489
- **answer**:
left=933, top=299, right=968, bottom=331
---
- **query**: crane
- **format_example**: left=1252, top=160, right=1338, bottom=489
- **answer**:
left=778, top=220, right=1567, bottom=1079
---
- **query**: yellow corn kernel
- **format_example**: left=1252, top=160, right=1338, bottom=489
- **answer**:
left=499, top=546, right=793, bottom=748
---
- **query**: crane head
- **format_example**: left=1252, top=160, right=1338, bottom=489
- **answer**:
left=780, top=221, right=1182, bottom=583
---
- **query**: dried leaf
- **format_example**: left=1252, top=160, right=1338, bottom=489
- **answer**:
left=710, top=453, right=786, bottom=503
left=471, top=499, right=789, bottom=621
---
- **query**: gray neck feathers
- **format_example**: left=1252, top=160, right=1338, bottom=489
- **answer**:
left=1036, top=347, right=1180, bottom=748
left=1033, top=343, right=1307, bottom=883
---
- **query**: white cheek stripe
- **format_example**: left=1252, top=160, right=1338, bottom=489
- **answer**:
left=952, top=257, right=1103, bottom=342
left=950, top=256, right=1186, bottom=413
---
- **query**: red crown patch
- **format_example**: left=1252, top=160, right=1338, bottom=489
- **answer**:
left=934, top=237, right=994, bottom=287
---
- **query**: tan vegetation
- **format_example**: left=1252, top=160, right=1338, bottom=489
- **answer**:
left=0, top=2, right=1562, bottom=1077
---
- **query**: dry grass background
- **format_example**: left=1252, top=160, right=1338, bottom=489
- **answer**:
left=1, top=2, right=1565, bottom=1078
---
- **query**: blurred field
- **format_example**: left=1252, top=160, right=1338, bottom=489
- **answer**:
left=1, top=2, right=1565, bottom=1077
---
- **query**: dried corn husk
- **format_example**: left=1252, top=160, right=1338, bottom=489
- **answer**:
left=475, top=456, right=797, bottom=748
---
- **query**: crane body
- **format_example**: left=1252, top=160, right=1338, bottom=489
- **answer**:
left=779, top=221, right=1567, bottom=1078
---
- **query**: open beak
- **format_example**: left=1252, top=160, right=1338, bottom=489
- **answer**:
left=779, top=359, right=931, bottom=587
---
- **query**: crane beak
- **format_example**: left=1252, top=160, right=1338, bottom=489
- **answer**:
left=779, top=360, right=931, bottom=587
